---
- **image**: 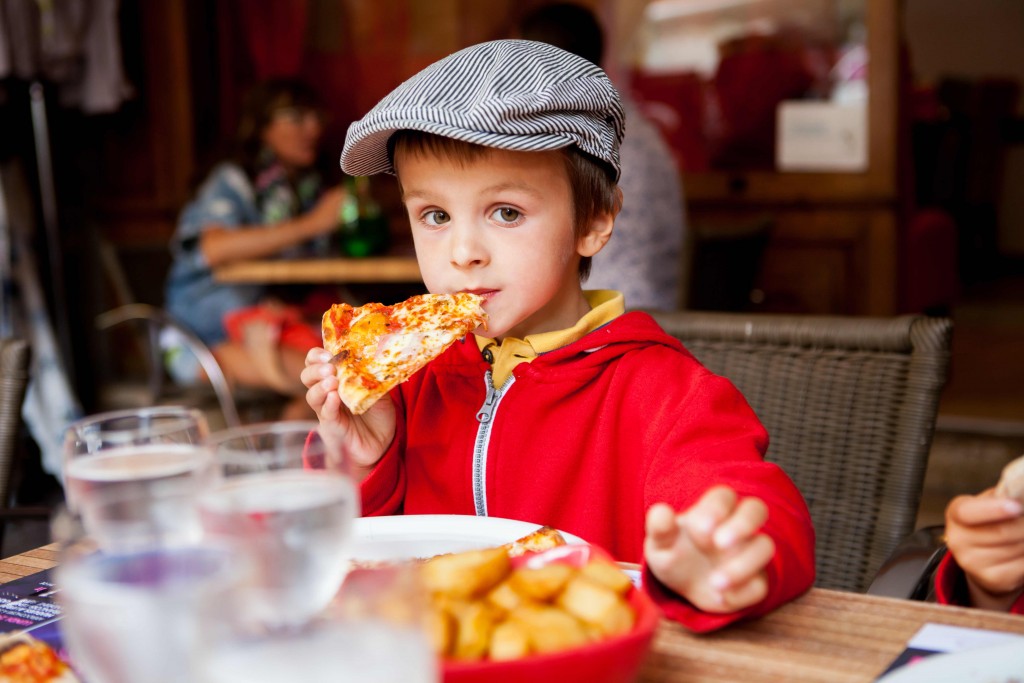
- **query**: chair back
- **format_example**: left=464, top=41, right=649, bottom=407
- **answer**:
left=96, top=304, right=244, bottom=429
left=0, top=338, right=31, bottom=508
left=650, top=311, right=953, bottom=593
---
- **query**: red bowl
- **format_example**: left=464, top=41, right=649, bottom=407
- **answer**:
left=442, top=544, right=661, bottom=683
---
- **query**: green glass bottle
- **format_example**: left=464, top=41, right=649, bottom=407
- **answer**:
left=338, top=176, right=389, bottom=257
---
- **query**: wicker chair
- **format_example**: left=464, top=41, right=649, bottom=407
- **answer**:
left=0, top=338, right=51, bottom=549
left=649, top=311, right=953, bottom=593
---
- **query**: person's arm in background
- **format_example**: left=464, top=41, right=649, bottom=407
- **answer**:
left=200, top=185, right=345, bottom=267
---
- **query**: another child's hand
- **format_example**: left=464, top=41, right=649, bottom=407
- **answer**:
left=644, top=486, right=775, bottom=613
left=301, top=347, right=396, bottom=480
left=944, top=488, right=1024, bottom=611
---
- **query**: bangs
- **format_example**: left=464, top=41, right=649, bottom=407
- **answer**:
left=390, top=130, right=492, bottom=171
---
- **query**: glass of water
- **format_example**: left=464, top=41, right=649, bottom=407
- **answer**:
left=62, top=406, right=214, bottom=550
left=54, top=508, right=243, bottom=683
left=197, top=421, right=360, bottom=631
left=200, top=564, right=439, bottom=683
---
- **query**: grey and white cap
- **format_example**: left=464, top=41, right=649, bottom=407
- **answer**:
left=341, top=39, right=625, bottom=181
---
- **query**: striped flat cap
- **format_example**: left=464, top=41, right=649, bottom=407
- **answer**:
left=341, top=39, right=625, bottom=181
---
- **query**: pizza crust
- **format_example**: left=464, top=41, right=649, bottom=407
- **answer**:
left=323, top=293, right=487, bottom=414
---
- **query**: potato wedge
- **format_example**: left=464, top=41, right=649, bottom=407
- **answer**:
left=579, top=559, right=634, bottom=595
left=425, top=604, right=455, bottom=657
left=509, top=604, right=590, bottom=654
left=486, top=578, right=528, bottom=614
left=557, top=575, right=635, bottom=637
left=489, top=620, right=532, bottom=661
left=508, top=563, right=575, bottom=601
left=421, top=546, right=511, bottom=599
left=450, top=599, right=500, bottom=660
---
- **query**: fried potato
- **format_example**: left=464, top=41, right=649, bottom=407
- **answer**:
left=421, top=546, right=511, bottom=599
left=579, top=558, right=634, bottom=595
left=425, top=604, right=455, bottom=657
left=449, top=599, right=501, bottom=660
left=486, top=578, right=529, bottom=614
left=509, top=604, right=590, bottom=654
left=557, top=575, right=635, bottom=637
left=416, top=527, right=638, bottom=662
left=508, top=563, right=575, bottom=601
left=489, top=620, right=532, bottom=661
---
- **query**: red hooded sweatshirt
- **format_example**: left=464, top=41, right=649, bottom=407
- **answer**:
left=360, top=311, right=816, bottom=631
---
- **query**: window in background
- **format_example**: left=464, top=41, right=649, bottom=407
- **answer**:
left=625, top=0, right=867, bottom=172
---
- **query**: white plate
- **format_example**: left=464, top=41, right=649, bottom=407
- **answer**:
left=350, top=514, right=586, bottom=562
left=876, top=641, right=1024, bottom=683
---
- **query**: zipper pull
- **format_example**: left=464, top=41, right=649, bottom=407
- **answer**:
left=476, top=370, right=501, bottom=423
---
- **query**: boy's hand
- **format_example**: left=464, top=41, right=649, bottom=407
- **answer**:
left=644, top=486, right=775, bottom=613
left=944, top=488, right=1024, bottom=611
left=302, top=347, right=396, bottom=480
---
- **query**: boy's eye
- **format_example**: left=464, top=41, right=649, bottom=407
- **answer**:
left=492, top=207, right=521, bottom=223
left=424, top=210, right=450, bottom=226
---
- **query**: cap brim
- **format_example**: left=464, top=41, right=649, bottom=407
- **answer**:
left=341, top=119, right=578, bottom=177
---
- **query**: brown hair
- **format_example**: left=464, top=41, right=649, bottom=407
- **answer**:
left=389, top=130, right=618, bottom=280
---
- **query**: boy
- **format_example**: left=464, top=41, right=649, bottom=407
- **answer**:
left=302, top=39, right=814, bottom=631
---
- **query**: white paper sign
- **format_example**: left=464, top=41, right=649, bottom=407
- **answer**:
left=906, top=622, right=1024, bottom=653
left=776, top=100, right=868, bottom=172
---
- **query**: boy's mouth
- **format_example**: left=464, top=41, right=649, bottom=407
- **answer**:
left=460, top=289, right=498, bottom=300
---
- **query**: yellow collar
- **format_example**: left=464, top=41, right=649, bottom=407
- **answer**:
left=475, top=290, right=624, bottom=387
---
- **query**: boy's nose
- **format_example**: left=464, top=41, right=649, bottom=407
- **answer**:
left=449, top=224, right=489, bottom=268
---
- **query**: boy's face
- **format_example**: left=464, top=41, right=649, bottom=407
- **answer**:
left=397, top=146, right=611, bottom=340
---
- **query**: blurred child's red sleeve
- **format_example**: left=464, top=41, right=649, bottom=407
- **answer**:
left=935, top=551, right=1024, bottom=614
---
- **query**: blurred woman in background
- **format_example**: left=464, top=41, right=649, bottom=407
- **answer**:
left=164, top=78, right=344, bottom=418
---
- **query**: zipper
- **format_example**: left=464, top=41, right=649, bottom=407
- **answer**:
left=472, top=370, right=515, bottom=516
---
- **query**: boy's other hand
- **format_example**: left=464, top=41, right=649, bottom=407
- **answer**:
left=944, top=488, right=1024, bottom=611
left=301, top=347, right=396, bottom=480
left=644, top=486, right=775, bottom=613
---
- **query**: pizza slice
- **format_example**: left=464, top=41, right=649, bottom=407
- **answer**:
left=502, top=525, right=568, bottom=557
left=0, top=633, right=80, bottom=683
left=322, top=292, right=487, bottom=414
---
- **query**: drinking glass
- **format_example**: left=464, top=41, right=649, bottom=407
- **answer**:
left=62, top=406, right=214, bottom=550
left=197, top=421, right=359, bottom=631
left=54, top=508, right=243, bottom=683
left=199, top=564, right=439, bottom=683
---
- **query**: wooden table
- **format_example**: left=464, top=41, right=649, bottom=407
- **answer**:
left=0, top=543, right=58, bottom=584
left=4, top=546, right=1023, bottom=682
left=213, top=256, right=421, bottom=284
left=640, top=589, right=1024, bottom=682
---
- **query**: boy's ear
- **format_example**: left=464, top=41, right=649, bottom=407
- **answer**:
left=577, top=187, right=622, bottom=258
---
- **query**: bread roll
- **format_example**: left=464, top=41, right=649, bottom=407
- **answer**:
left=995, top=454, right=1024, bottom=502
